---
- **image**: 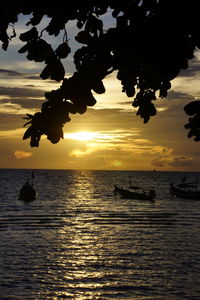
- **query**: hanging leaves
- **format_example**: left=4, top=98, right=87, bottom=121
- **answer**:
left=1, top=2, right=200, bottom=146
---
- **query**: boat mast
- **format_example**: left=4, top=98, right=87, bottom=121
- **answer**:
left=31, top=171, right=35, bottom=186
left=128, top=176, right=132, bottom=188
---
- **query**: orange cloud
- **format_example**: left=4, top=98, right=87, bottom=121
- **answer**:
left=14, top=150, right=33, bottom=159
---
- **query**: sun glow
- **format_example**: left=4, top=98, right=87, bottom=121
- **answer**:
left=64, top=129, right=140, bottom=143
left=64, top=131, right=97, bottom=141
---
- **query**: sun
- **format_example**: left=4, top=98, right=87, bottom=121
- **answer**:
left=64, top=131, right=97, bottom=141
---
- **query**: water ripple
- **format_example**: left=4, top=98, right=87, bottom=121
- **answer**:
left=1, top=169, right=200, bottom=299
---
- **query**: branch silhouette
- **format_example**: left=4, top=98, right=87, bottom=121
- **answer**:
left=1, top=1, right=200, bottom=146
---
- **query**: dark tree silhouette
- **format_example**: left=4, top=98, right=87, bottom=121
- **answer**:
left=1, top=1, right=200, bottom=146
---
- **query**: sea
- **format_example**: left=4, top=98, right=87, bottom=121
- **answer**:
left=0, top=169, right=200, bottom=300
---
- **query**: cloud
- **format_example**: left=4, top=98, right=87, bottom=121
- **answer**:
left=68, top=135, right=196, bottom=170
left=179, top=53, right=200, bottom=77
left=63, top=127, right=192, bottom=170
left=151, top=152, right=194, bottom=168
left=0, top=69, right=47, bottom=114
left=0, top=128, right=26, bottom=138
left=70, top=148, right=94, bottom=157
left=62, top=125, right=197, bottom=169
left=0, top=69, right=23, bottom=77
left=0, top=97, right=43, bottom=110
left=0, top=67, right=65, bottom=83
left=171, top=70, right=200, bottom=98
left=180, top=65, right=200, bottom=78
left=14, top=150, right=32, bottom=159
left=0, top=101, right=37, bottom=115
left=110, top=160, right=123, bottom=167
left=0, top=86, right=43, bottom=98
left=134, top=138, right=153, bottom=145
left=168, top=155, right=194, bottom=167
left=166, top=90, right=194, bottom=101
left=0, top=68, right=45, bottom=82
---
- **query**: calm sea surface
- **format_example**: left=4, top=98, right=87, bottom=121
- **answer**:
left=0, top=169, right=200, bottom=299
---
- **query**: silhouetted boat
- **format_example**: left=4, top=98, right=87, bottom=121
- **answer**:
left=18, top=172, right=36, bottom=201
left=170, top=182, right=200, bottom=199
left=114, top=185, right=156, bottom=201
left=19, top=181, right=36, bottom=201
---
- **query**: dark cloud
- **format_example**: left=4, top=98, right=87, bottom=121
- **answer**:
left=0, top=68, right=69, bottom=84
left=25, top=75, right=42, bottom=80
left=153, top=90, right=196, bottom=121
left=166, top=90, right=195, bottom=101
left=0, top=68, right=40, bottom=79
left=116, top=100, right=132, bottom=106
left=168, top=156, right=194, bottom=167
left=151, top=155, right=194, bottom=168
left=0, top=69, right=23, bottom=77
left=151, top=158, right=165, bottom=167
left=0, top=68, right=44, bottom=81
left=0, top=113, right=23, bottom=130
left=0, top=98, right=43, bottom=109
left=0, top=86, right=44, bottom=98
left=114, top=89, right=194, bottom=107
left=179, top=59, right=200, bottom=77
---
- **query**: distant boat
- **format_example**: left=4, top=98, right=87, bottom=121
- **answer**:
left=18, top=172, right=36, bottom=201
left=170, top=182, right=200, bottom=200
left=114, top=176, right=156, bottom=201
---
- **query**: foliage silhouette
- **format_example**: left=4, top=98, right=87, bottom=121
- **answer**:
left=1, top=1, right=200, bottom=146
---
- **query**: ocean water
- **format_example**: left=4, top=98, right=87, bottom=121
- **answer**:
left=0, top=169, right=200, bottom=300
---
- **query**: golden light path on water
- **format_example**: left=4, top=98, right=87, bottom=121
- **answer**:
left=44, top=171, right=120, bottom=299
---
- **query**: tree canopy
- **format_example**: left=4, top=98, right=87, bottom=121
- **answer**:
left=1, top=0, right=200, bottom=146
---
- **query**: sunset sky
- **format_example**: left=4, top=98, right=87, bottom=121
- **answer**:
left=1, top=13, right=200, bottom=171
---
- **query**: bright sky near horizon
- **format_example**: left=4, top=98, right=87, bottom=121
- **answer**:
left=0, top=13, right=200, bottom=171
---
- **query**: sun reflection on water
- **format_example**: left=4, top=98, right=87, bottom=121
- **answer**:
left=44, top=170, right=116, bottom=299
left=2, top=169, right=200, bottom=299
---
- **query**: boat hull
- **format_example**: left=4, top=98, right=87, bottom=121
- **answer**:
left=170, top=183, right=200, bottom=200
left=19, top=184, right=36, bottom=202
left=114, top=185, right=155, bottom=201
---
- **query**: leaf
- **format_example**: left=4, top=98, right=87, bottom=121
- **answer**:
left=23, top=127, right=33, bottom=140
left=18, top=43, right=29, bottom=54
left=50, top=60, right=65, bottom=82
left=2, top=41, right=9, bottom=51
left=91, top=80, right=105, bottom=94
left=40, top=64, right=52, bottom=80
left=184, top=101, right=200, bottom=116
left=26, top=12, right=44, bottom=26
left=55, top=42, right=71, bottom=58
left=19, top=27, right=38, bottom=42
